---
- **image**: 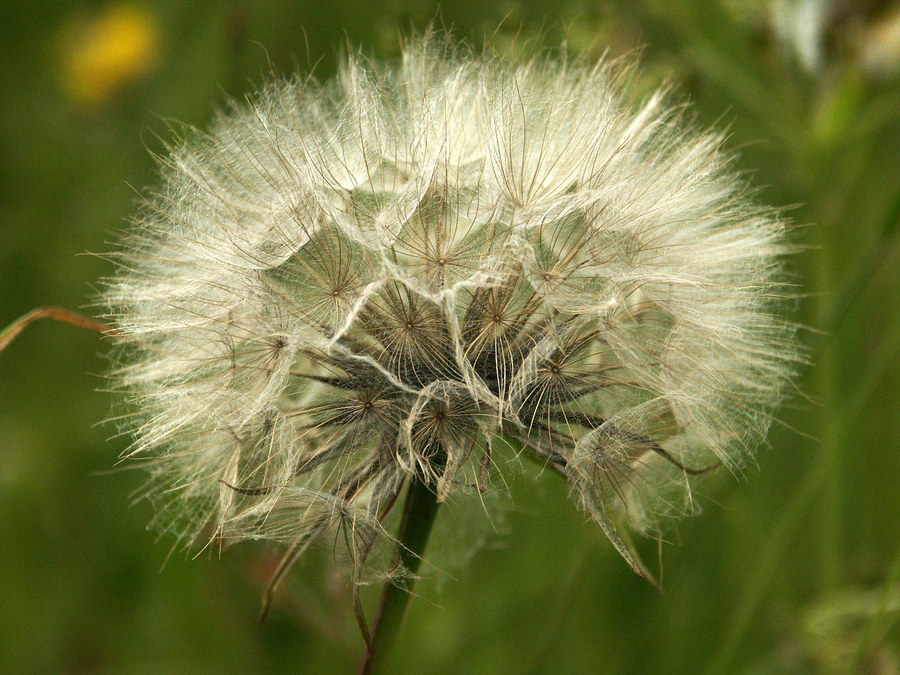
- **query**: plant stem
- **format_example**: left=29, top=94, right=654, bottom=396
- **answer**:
left=0, top=307, right=119, bottom=354
left=358, top=476, right=440, bottom=674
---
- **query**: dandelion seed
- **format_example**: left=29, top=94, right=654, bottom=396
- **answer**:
left=102, top=33, right=797, bottom=604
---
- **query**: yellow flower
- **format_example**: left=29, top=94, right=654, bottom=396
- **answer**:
left=60, top=4, right=159, bottom=106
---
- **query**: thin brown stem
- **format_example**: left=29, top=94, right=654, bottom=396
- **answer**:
left=0, top=307, right=120, bottom=354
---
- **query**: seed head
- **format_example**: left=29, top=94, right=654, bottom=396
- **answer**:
left=104, top=35, right=797, bottom=582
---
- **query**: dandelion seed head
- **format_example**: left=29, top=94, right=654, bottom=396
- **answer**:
left=105, top=34, right=797, bottom=580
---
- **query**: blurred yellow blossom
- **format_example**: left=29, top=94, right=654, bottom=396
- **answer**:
left=59, top=4, right=159, bottom=105
left=860, top=7, right=900, bottom=79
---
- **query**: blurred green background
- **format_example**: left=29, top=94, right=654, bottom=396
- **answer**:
left=2, top=1, right=900, bottom=672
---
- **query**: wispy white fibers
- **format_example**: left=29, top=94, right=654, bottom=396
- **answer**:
left=104, top=34, right=798, bottom=583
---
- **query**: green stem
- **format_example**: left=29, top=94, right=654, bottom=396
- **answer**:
left=358, top=476, right=440, bottom=674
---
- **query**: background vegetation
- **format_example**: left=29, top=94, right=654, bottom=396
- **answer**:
left=2, top=1, right=899, bottom=672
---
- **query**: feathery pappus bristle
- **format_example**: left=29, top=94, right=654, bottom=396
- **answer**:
left=104, top=33, right=798, bottom=584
